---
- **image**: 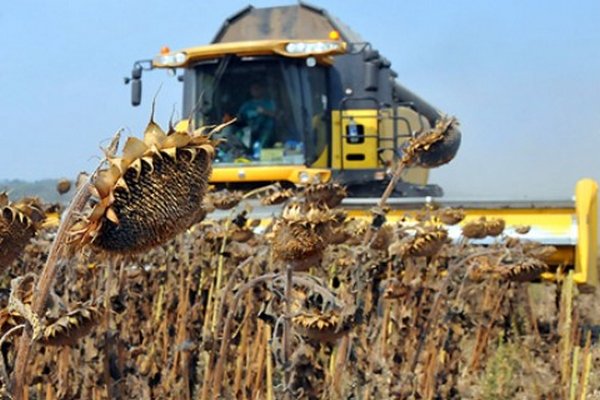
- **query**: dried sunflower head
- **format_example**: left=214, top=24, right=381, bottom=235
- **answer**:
left=484, top=218, right=506, bottom=237
left=329, top=226, right=351, bottom=245
left=370, top=224, right=393, bottom=251
left=389, top=224, right=448, bottom=258
left=344, top=219, right=370, bottom=246
left=292, top=309, right=355, bottom=342
left=0, top=195, right=45, bottom=266
left=290, top=291, right=358, bottom=343
left=303, top=182, right=347, bottom=208
left=70, top=114, right=222, bottom=254
left=40, top=303, right=102, bottom=346
left=523, top=244, right=557, bottom=262
left=208, top=189, right=244, bottom=210
left=401, top=116, right=460, bottom=167
left=413, top=116, right=461, bottom=168
left=514, top=225, right=531, bottom=235
left=260, top=188, right=295, bottom=206
left=229, top=226, right=254, bottom=243
left=461, top=218, right=487, bottom=239
left=56, top=179, right=72, bottom=195
left=271, top=203, right=335, bottom=269
left=225, top=210, right=255, bottom=242
left=437, top=208, right=465, bottom=225
left=496, top=258, right=549, bottom=282
left=465, top=256, right=496, bottom=282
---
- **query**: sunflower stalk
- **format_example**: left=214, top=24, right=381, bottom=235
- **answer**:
left=282, top=264, right=293, bottom=400
left=211, top=266, right=270, bottom=400
left=250, top=321, right=267, bottom=399
left=578, top=330, right=592, bottom=400
left=11, top=132, right=120, bottom=398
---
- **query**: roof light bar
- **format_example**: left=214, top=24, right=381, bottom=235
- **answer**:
left=284, top=41, right=342, bottom=55
left=153, top=51, right=188, bottom=67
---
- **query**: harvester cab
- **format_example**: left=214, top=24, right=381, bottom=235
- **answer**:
left=125, top=3, right=461, bottom=197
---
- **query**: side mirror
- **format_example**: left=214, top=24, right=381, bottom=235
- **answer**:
left=130, top=65, right=143, bottom=107
left=131, top=79, right=142, bottom=107
left=364, top=61, right=379, bottom=92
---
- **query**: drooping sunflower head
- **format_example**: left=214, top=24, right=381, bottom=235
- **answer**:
left=389, top=223, right=448, bottom=258
left=56, top=179, right=72, bottom=195
left=497, top=258, right=550, bottom=282
left=402, top=115, right=461, bottom=168
left=40, top=303, right=103, bottom=346
left=461, top=218, right=488, bottom=239
left=303, top=182, right=347, bottom=208
left=206, top=189, right=244, bottom=210
left=437, top=208, right=465, bottom=226
left=71, top=114, right=224, bottom=254
left=271, top=203, right=335, bottom=268
left=260, top=187, right=295, bottom=206
left=0, top=195, right=45, bottom=266
left=484, top=218, right=506, bottom=237
left=284, top=286, right=357, bottom=342
left=461, top=217, right=505, bottom=239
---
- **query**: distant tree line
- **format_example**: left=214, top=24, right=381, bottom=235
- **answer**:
left=0, top=179, right=72, bottom=204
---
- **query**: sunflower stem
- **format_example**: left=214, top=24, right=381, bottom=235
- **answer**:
left=211, top=272, right=277, bottom=399
left=11, top=133, right=119, bottom=399
left=362, top=161, right=407, bottom=245
left=282, top=264, right=293, bottom=400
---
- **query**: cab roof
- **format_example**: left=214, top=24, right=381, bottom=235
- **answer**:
left=212, top=2, right=363, bottom=43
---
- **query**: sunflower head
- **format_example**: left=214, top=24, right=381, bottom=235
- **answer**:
left=389, top=224, right=448, bottom=258
left=271, top=203, right=335, bottom=269
left=484, top=218, right=506, bottom=237
left=56, top=179, right=72, bottom=195
left=497, top=258, right=549, bottom=282
left=461, top=218, right=488, bottom=239
left=303, top=182, right=347, bottom=208
left=207, top=189, right=244, bottom=210
left=0, top=195, right=45, bottom=266
left=70, top=114, right=224, bottom=254
left=260, top=188, right=295, bottom=206
left=437, top=208, right=465, bottom=226
left=39, top=303, right=102, bottom=346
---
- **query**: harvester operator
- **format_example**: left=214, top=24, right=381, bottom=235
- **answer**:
left=237, top=81, right=276, bottom=148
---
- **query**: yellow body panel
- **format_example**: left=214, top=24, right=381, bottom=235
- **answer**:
left=154, top=40, right=346, bottom=68
left=210, top=165, right=331, bottom=184
left=573, top=178, right=598, bottom=289
left=345, top=207, right=576, bottom=237
left=331, top=109, right=428, bottom=185
left=331, top=109, right=379, bottom=170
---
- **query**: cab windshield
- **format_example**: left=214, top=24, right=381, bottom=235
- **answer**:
left=194, top=58, right=312, bottom=166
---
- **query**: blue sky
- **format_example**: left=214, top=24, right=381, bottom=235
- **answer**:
left=1, top=1, right=599, bottom=198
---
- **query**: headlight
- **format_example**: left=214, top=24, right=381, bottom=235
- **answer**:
left=284, top=41, right=341, bottom=55
left=298, top=171, right=311, bottom=183
left=153, top=52, right=188, bottom=67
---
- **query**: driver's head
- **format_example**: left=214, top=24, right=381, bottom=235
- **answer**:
left=249, top=81, right=266, bottom=99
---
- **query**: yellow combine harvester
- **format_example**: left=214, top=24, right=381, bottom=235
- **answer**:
left=126, top=3, right=460, bottom=197
left=125, top=4, right=598, bottom=288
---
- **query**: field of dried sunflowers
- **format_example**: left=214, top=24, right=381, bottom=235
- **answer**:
left=0, top=115, right=598, bottom=400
